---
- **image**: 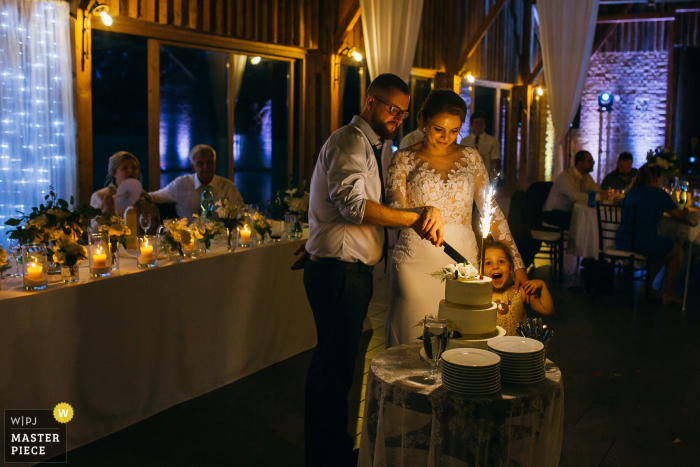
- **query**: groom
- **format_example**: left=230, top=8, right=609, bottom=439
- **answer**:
left=294, top=73, right=445, bottom=466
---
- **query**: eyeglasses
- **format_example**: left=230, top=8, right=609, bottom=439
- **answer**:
left=373, top=98, right=409, bottom=120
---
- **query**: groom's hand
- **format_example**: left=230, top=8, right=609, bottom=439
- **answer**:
left=412, top=206, right=444, bottom=246
left=290, top=241, right=308, bottom=270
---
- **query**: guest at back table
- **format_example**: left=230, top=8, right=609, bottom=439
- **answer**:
left=149, top=144, right=244, bottom=220
left=460, top=110, right=500, bottom=173
left=617, top=164, right=688, bottom=304
left=542, top=150, right=601, bottom=230
left=601, top=152, right=637, bottom=191
left=91, top=151, right=159, bottom=220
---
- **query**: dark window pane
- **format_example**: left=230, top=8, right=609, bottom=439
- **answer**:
left=159, top=45, right=229, bottom=188
left=92, top=30, right=148, bottom=191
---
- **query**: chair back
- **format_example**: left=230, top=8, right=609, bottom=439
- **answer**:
left=526, top=182, right=553, bottom=230
left=595, top=202, right=637, bottom=254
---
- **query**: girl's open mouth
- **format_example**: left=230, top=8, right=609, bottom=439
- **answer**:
left=491, top=272, right=504, bottom=285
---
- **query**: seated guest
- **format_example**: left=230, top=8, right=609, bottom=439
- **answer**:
left=91, top=151, right=159, bottom=220
left=149, top=144, right=244, bottom=220
left=542, top=150, right=600, bottom=230
left=617, top=164, right=688, bottom=304
left=460, top=110, right=500, bottom=173
left=601, top=152, right=637, bottom=191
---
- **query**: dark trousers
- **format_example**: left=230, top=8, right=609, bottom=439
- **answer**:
left=542, top=209, right=572, bottom=231
left=303, top=259, right=374, bottom=467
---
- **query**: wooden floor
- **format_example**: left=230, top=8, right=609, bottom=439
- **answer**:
left=41, top=251, right=700, bottom=466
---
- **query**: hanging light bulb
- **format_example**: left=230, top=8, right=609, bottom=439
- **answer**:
left=351, top=50, right=363, bottom=62
left=250, top=56, right=262, bottom=65
left=99, top=10, right=113, bottom=26
left=536, top=86, right=544, bottom=97
left=465, top=72, right=475, bottom=84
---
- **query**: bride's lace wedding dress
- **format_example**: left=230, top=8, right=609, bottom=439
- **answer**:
left=385, top=145, right=525, bottom=348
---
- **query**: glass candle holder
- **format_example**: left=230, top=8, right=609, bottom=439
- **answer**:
left=238, top=223, right=255, bottom=248
left=89, top=233, right=112, bottom=278
left=22, top=243, right=48, bottom=291
left=181, top=230, right=200, bottom=259
left=137, top=235, right=158, bottom=268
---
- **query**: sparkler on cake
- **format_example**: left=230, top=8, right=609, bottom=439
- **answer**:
left=478, top=175, right=499, bottom=275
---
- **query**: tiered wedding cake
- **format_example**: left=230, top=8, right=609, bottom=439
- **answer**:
left=432, top=264, right=506, bottom=350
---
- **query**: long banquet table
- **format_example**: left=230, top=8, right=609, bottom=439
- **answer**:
left=0, top=238, right=316, bottom=462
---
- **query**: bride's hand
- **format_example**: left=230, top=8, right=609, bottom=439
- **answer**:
left=414, top=206, right=444, bottom=246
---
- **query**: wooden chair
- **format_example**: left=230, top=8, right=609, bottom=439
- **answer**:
left=526, top=182, right=564, bottom=279
left=595, top=202, right=649, bottom=298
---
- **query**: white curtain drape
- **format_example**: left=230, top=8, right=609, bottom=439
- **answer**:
left=231, top=54, right=246, bottom=101
left=359, top=0, right=424, bottom=82
left=538, top=0, right=599, bottom=176
left=0, top=0, right=76, bottom=245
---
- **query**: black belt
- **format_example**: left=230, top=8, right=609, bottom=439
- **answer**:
left=309, top=255, right=374, bottom=273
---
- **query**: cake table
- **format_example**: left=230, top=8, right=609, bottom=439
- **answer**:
left=359, top=342, right=564, bottom=467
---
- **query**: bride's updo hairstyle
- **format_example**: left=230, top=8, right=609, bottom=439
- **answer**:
left=417, top=89, right=468, bottom=126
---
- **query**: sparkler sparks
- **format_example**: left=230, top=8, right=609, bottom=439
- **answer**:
left=479, top=174, right=499, bottom=275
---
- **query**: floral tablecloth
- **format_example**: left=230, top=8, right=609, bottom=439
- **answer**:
left=359, top=342, right=564, bottom=467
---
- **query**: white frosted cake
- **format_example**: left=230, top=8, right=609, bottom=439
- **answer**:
left=438, top=276, right=505, bottom=349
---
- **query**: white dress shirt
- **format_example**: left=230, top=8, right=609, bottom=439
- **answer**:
left=399, top=129, right=425, bottom=149
left=460, top=133, right=500, bottom=167
left=543, top=166, right=600, bottom=213
left=149, top=173, right=244, bottom=220
left=306, top=116, right=384, bottom=265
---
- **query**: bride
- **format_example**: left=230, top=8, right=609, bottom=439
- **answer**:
left=385, top=89, right=527, bottom=348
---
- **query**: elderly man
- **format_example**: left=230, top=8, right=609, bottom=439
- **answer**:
left=149, top=144, right=244, bottom=220
left=601, top=152, right=637, bottom=191
left=542, top=150, right=601, bottom=230
left=460, top=110, right=500, bottom=173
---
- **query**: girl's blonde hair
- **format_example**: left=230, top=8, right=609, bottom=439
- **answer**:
left=105, top=151, right=142, bottom=186
left=481, top=235, right=513, bottom=268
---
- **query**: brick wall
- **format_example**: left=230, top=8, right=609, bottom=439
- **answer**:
left=571, top=51, right=668, bottom=182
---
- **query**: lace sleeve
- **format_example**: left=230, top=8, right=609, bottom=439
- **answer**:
left=386, top=150, right=413, bottom=209
left=472, top=150, right=525, bottom=270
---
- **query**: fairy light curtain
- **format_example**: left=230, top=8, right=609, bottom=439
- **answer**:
left=0, top=0, right=76, bottom=245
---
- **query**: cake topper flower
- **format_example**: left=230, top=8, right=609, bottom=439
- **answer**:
left=428, top=261, right=479, bottom=282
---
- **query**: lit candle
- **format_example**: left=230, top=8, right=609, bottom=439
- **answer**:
left=93, top=247, right=107, bottom=268
left=26, top=262, right=43, bottom=281
left=140, top=239, right=154, bottom=260
left=240, top=225, right=252, bottom=243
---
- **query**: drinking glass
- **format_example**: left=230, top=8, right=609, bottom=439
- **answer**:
left=423, top=315, right=448, bottom=382
left=9, top=238, right=22, bottom=278
left=139, top=213, right=152, bottom=235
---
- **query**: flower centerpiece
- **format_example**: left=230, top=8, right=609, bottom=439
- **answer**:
left=252, top=211, right=272, bottom=243
left=189, top=214, right=224, bottom=252
left=95, top=214, right=131, bottom=269
left=428, top=261, right=481, bottom=282
left=646, top=147, right=681, bottom=182
left=267, top=184, right=310, bottom=238
left=52, top=239, right=88, bottom=283
left=4, top=187, right=100, bottom=271
left=214, top=199, right=243, bottom=249
left=160, top=218, right=192, bottom=258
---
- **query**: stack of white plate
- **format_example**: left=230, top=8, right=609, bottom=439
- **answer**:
left=441, top=348, right=501, bottom=395
left=487, top=336, right=545, bottom=384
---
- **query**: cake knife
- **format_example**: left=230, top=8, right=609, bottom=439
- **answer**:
left=442, top=241, right=469, bottom=265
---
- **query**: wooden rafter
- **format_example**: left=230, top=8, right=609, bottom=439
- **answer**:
left=455, top=0, right=507, bottom=75
left=528, top=60, right=543, bottom=84
left=591, top=5, right=633, bottom=57
left=597, top=12, right=675, bottom=24
left=333, top=0, right=361, bottom=53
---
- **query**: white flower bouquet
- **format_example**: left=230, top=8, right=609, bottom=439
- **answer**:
left=427, top=261, right=480, bottom=282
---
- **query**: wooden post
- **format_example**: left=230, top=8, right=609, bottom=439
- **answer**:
left=228, top=52, right=236, bottom=181
left=147, top=39, right=161, bottom=191
left=665, top=9, right=679, bottom=148
left=73, top=10, right=93, bottom=203
left=506, top=85, right=531, bottom=193
left=330, top=53, right=340, bottom=134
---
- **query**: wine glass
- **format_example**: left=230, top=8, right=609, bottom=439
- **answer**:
left=423, top=315, right=448, bottom=383
left=139, top=213, right=152, bottom=235
left=9, top=238, right=22, bottom=278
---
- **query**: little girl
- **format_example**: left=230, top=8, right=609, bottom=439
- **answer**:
left=482, top=237, right=554, bottom=336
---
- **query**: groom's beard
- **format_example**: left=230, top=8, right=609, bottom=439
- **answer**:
left=370, top=112, right=400, bottom=140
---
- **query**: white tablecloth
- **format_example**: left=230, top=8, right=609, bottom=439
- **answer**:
left=0, top=238, right=315, bottom=464
left=360, top=343, right=564, bottom=467
left=567, top=203, right=700, bottom=259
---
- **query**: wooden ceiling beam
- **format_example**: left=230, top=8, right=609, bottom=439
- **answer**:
left=597, top=12, right=675, bottom=23
left=528, top=60, right=543, bottom=85
left=591, top=4, right=633, bottom=56
left=333, top=0, right=361, bottom=53
left=455, top=0, right=508, bottom=75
